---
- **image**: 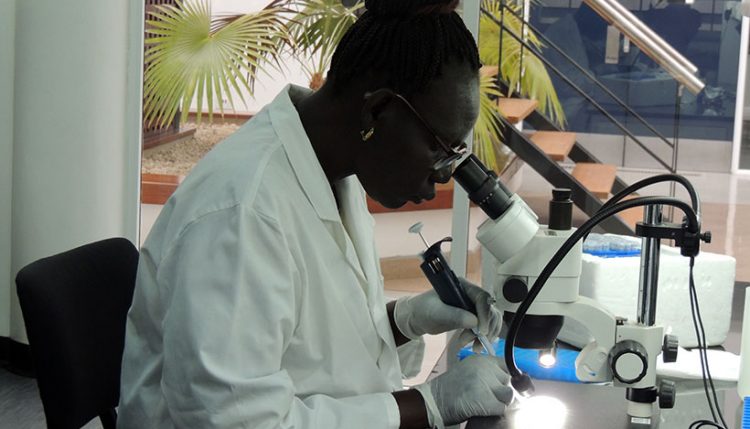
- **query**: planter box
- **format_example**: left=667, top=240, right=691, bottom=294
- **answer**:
left=141, top=173, right=183, bottom=205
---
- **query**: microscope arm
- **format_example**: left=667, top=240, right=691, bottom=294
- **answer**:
left=530, top=298, right=665, bottom=392
left=528, top=297, right=617, bottom=383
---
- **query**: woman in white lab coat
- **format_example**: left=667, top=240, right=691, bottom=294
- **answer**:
left=119, top=0, right=513, bottom=428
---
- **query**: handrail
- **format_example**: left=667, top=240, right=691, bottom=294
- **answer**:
left=483, top=8, right=674, bottom=171
left=584, top=0, right=704, bottom=94
left=601, top=0, right=697, bottom=75
left=485, top=4, right=674, bottom=150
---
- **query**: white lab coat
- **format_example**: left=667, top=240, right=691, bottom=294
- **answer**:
left=119, top=85, right=421, bottom=428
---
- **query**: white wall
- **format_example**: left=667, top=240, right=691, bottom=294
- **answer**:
left=9, top=0, right=143, bottom=343
left=0, top=0, right=16, bottom=339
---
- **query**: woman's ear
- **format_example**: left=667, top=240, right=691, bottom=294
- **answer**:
left=361, top=89, right=395, bottom=133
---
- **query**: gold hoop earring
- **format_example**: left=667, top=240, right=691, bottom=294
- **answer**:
left=360, top=128, right=375, bottom=142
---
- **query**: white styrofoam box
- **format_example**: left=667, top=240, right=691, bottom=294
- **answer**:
left=560, top=245, right=736, bottom=349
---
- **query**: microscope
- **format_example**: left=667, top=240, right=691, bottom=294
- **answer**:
left=435, top=154, right=710, bottom=422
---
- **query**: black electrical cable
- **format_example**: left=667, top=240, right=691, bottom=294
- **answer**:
left=690, top=275, right=717, bottom=421
left=504, top=196, right=700, bottom=380
left=584, top=174, right=702, bottom=242
left=691, top=263, right=723, bottom=426
left=689, top=420, right=725, bottom=429
left=599, top=174, right=701, bottom=218
left=688, top=257, right=729, bottom=429
left=688, top=257, right=719, bottom=424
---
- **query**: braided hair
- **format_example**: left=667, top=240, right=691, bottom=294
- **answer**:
left=328, top=0, right=481, bottom=96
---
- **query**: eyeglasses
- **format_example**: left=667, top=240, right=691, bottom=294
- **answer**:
left=389, top=92, right=468, bottom=172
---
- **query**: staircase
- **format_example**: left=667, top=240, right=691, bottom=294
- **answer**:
left=495, top=95, right=641, bottom=234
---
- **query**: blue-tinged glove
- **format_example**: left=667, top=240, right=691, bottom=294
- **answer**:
left=393, top=278, right=501, bottom=340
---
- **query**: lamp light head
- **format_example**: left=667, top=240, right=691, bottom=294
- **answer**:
left=511, top=373, right=535, bottom=397
left=538, top=347, right=558, bottom=369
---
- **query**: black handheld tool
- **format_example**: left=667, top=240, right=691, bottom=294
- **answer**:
left=409, top=222, right=496, bottom=355
left=420, top=237, right=476, bottom=315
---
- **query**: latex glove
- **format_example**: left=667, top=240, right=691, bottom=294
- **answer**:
left=413, top=355, right=514, bottom=427
left=393, top=278, right=501, bottom=340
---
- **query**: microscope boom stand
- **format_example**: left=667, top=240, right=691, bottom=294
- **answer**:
left=484, top=222, right=673, bottom=420
left=514, top=299, right=668, bottom=419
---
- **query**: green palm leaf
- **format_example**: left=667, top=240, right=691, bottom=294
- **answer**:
left=474, top=71, right=506, bottom=172
left=143, top=0, right=290, bottom=127
left=287, top=0, right=363, bottom=86
left=479, top=0, right=565, bottom=127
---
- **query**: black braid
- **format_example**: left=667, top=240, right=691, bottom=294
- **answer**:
left=328, top=0, right=481, bottom=96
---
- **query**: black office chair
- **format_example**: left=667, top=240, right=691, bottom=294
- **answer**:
left=16, top=238, right=139, bottom=429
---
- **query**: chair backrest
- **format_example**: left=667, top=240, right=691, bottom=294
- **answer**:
left=16, top=238, right=139, bottom=429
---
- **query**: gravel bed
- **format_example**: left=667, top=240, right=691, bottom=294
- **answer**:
left=142, top=122, right=241, bottom=176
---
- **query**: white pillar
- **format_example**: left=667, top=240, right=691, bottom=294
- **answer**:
left=451, top=0, right=481, bottom=276
left=0, top=0, right=16, bottom=339
left=731, top=17, right=749, bottom=173
left=9, top=0, right=143, bottom=343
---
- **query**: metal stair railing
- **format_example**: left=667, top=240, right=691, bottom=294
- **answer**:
left=584, top=0, right=704, bottom=95
left=484, top=5, right=677, bottom=173
left=499, top=114, right=635, bottom=234
left=489, top=4, right=675, bottom=151
left=500, top=80, right=634, bottom=198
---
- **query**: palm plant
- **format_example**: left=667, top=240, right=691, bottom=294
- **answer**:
left=473, top=67, right=507, bottom=171
left=287, top=0, right=364, bottom=89
left=142, top=0, right=563, bottom=175
left=479, top=0, right=565, bottom=126
left=472, top=0, right=565, bottom=171
left=143, top=0, right=289, bottom=127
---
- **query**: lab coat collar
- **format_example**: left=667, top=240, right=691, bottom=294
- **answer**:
left=268, top=85, right=369, bottom=285
left=268, top=86, right=400, bottom=366
left=268, top=84, right=341, bottom=224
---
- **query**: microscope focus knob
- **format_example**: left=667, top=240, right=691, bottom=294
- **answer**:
left=609, top=340, right=648, bottom=384
left=658, top=380, right=677, bottom=409
left=502, top=278, right=528, bottom=304
left=662, top=334, right=679, bottom=363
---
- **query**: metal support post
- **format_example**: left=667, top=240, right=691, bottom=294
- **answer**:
left=668, top=84, right=684, bottom=222
left=638, top=205, right=662, bottom=326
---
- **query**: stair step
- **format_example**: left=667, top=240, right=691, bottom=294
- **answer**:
left=617, top=195, right=643, bottom=230
left=498, top=98, right=538, bottom=123
left=571, top=163, right=617, bottom=199
left=529, top=131, right=577, bottom=161
left=480, top=65, right=499, bottom=78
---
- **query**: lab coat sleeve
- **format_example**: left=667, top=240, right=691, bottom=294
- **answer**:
left=157, top=206, right=401, bottom=429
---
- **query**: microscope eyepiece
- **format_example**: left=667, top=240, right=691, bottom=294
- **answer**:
left=453, top=154, right=514, bottom=220
left=549, top=188, right=573, bottom=231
